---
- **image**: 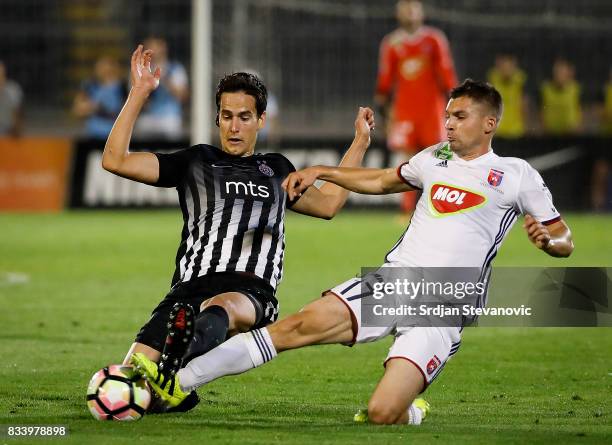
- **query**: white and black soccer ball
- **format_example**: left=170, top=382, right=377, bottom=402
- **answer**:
left=86, top=364, right=151, bottom=421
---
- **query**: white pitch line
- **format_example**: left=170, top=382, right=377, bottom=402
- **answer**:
left=0, top=271, right=30, bottom=287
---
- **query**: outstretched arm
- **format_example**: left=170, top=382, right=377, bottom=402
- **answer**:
left=101, top=45, right=161, bottom=184
left=289, top=107, right=376, bottom=219
left=523, top=215, right=574, bottom=257
left=284, top=163, right=414, bottom=202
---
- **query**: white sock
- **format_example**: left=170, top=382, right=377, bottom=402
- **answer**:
left=177, top=328, right=277, bottom=392
left=407, top=403, right=423, bottom=425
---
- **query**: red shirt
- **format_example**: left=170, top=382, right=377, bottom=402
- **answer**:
left=376, top=26, right=457, bottom=121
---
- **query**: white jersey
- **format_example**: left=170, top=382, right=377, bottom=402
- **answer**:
left=387, top=142, right=560, bottom=274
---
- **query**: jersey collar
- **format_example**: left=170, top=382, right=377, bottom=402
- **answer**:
left=454, top=148, right=495, bottom=165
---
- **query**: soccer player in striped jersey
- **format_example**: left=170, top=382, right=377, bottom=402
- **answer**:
left=103, top=45, right=375, bottom=412
left=132, top=81, right=573, bottom=424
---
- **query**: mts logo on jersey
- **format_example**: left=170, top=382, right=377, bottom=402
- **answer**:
left=429, top=183, right=486, bottom=216
left=221, top=177, right=274, bottom=203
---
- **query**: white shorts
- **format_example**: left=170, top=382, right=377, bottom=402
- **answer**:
left=327, top=276, right=462, bottom=386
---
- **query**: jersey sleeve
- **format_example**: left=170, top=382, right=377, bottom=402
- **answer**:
left=396, top=149, right=429, bottom=190
left=431, top=31, right=457, bottom=94
left=264, top=153, right=299, bottom=208
left=515, top=162, right=561, bottom=225
left=375, top=36, right=397, bottom=97
left=154, top=147, right=196, bottom=188
left=276, top=154, right=300, bottom=208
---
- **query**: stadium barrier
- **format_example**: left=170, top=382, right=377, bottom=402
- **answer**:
left=67, top=137, right=607, bottom=211
left=2, top=136, right=604, bottom=211
left=67, top=138, right=403, bottom=208
left=0, top=137, right=72, bottom=212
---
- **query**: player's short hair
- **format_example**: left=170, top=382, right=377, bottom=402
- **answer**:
left=215, top=72, right=268, bottom=125
left=450, top=79, right=503, bottom=122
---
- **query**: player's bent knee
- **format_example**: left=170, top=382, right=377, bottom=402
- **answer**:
left=367, top=400, right=403, bottom=425
left=200, top=293, right=256, bottom=332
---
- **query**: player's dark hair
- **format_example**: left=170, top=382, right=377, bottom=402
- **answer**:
left=215, top=72, right=267, bottom=126
left=450, top=78, right=503, bottom=121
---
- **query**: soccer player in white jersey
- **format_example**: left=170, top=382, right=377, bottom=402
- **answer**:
left=132, top=79, right=574, bottom=425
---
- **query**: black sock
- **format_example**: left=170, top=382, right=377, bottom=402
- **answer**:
left=182, top=305, right=230, bottom=363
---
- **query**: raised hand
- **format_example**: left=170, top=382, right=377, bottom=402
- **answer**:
left=130, top=44, right=161, bottom=95
left=354, top=106, right=375, bottom=146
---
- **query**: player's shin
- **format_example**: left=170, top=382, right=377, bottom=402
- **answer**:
left=182, top=305, right=230, bottom=363
left=178, top=327, right=277, bottom=391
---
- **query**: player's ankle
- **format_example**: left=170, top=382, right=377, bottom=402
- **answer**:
left=407, top=403, right=423, bottom=425
left=176, top=367, right=195, bottom=393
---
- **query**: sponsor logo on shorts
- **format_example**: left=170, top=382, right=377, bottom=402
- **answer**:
left=426, top=355, right=441, bottom=375
left=429, top=183, right=487, bottom=216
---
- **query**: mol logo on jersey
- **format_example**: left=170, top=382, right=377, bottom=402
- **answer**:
left=429, top=183, right=487, bottom=216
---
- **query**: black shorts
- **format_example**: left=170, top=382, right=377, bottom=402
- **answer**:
left=135, top=272, right=279, bottom=351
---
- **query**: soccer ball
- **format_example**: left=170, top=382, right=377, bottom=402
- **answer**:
left=86, top=364, right=151, bottom=421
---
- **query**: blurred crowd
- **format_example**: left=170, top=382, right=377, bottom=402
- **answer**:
left=373, top=0, right=611, bottom=214
left=71, top=36, right=189, bottom=141
left=1, top=40, right=611, bottom=141
left=487, top=54, right=612, bottom=138
left=0, top=21, right=610, bottom=210
left=485, top=53, right=611, bottom=212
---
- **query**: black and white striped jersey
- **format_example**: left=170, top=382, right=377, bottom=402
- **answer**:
left=153, top=144, right=297, bottom=291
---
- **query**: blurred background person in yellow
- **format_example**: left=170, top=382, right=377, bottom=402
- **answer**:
left=601, top=67, right=612, bottom=135
left=540, top=58, right=582, bottom=135
left=591, top=67, right=612, bottom=211
left=487, top=53, right=528, bottom=138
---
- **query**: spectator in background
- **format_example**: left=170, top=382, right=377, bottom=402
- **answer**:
left=259, top=92, right=279, bottom=146
left=601, top=67, right=612, bottom=135
left=591, top=68, right=612, bottom=211
left=375, top=0, right=457, bottom=215
left=540, top=58, right=582, bottom=135
left=0, top=60, right=24, bottom=137
left=133, top=36, right=188, bottom=141
left=72, top=56, right=127, bottom=139
left=487, top=53, right=528, bottom=138
left=591, top=156, right=610, bottom=212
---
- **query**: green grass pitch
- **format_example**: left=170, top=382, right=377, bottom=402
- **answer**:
left=0, top=210, right=610, bottom=444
